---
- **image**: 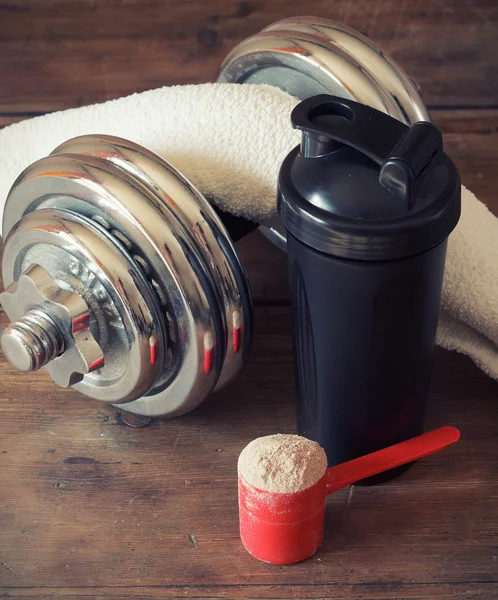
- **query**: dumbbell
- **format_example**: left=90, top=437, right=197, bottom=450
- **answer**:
left=0, top=17, right=427, bottom=420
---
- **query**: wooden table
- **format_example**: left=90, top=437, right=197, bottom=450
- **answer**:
left=0, top=2, right=497, bottom=598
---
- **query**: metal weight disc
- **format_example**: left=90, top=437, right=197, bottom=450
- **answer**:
left=2, top=209, right=164, bottom=403
left=2, top=138, right=252, bottom=417
left=217, top=16, right=430, bottom=250
left=51, top=135, right=251, bottom=394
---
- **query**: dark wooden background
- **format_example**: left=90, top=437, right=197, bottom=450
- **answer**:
left=0, top=1, right=497, bottom=598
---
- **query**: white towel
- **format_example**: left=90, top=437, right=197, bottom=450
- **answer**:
left=0, top=83, right=496, bottom=381
left=0, top=83, right=299, bottom=224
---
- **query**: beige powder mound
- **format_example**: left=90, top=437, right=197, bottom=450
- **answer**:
left=238, top=434, right=327, bottom=493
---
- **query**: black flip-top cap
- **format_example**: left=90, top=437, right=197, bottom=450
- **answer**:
left=277, top=95, right=461, bottom=260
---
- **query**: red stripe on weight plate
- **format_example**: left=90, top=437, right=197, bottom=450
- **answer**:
left=232, top=310, right=241, bottom=353
left=204, top=332, right=214, bottom=373
left=88, top=356, right=105, bottom=371
left=149, top=335, right=157, bottom=365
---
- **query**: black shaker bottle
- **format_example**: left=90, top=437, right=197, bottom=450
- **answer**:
left=278, top=95, right=461, bottom=478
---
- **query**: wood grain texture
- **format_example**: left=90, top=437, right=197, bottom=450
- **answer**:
left=0, top=1, right=497, bottom=598
left=0, top=0, right=497, bottom=113
left=0, top=306, right=498, bottom=598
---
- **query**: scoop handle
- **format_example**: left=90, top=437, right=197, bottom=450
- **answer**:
left=325, top=426, right=460, bottom=495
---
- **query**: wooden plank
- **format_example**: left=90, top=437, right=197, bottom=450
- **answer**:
left=1, top=583, right=498, bottom=599
left=0, top=0, right=497, bottom=113
left=0, top=305, right=497, bottom=597
left=0, top=115, right=30, bottom=128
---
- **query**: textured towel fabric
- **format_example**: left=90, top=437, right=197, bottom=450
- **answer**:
left=0, top=83, right=496, bottom=381
left=437, top=189, right=498, bottom=379
left=0, top=83, right=300, bottom=226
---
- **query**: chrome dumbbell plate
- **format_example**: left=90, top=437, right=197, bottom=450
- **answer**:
left=1, top=135, right=251, bottom=417
left=2, top=209, right=163, bottom=402
left=0, top=16, right=428, bottom=418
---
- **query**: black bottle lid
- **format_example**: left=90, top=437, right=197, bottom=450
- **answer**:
left=277, top=95, right=461, bottom=260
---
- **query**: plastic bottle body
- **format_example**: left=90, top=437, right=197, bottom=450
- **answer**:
left=287, top=232, right=448, bottom=474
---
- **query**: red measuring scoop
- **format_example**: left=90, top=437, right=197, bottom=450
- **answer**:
left=239, top=426, right=460, bottom=565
